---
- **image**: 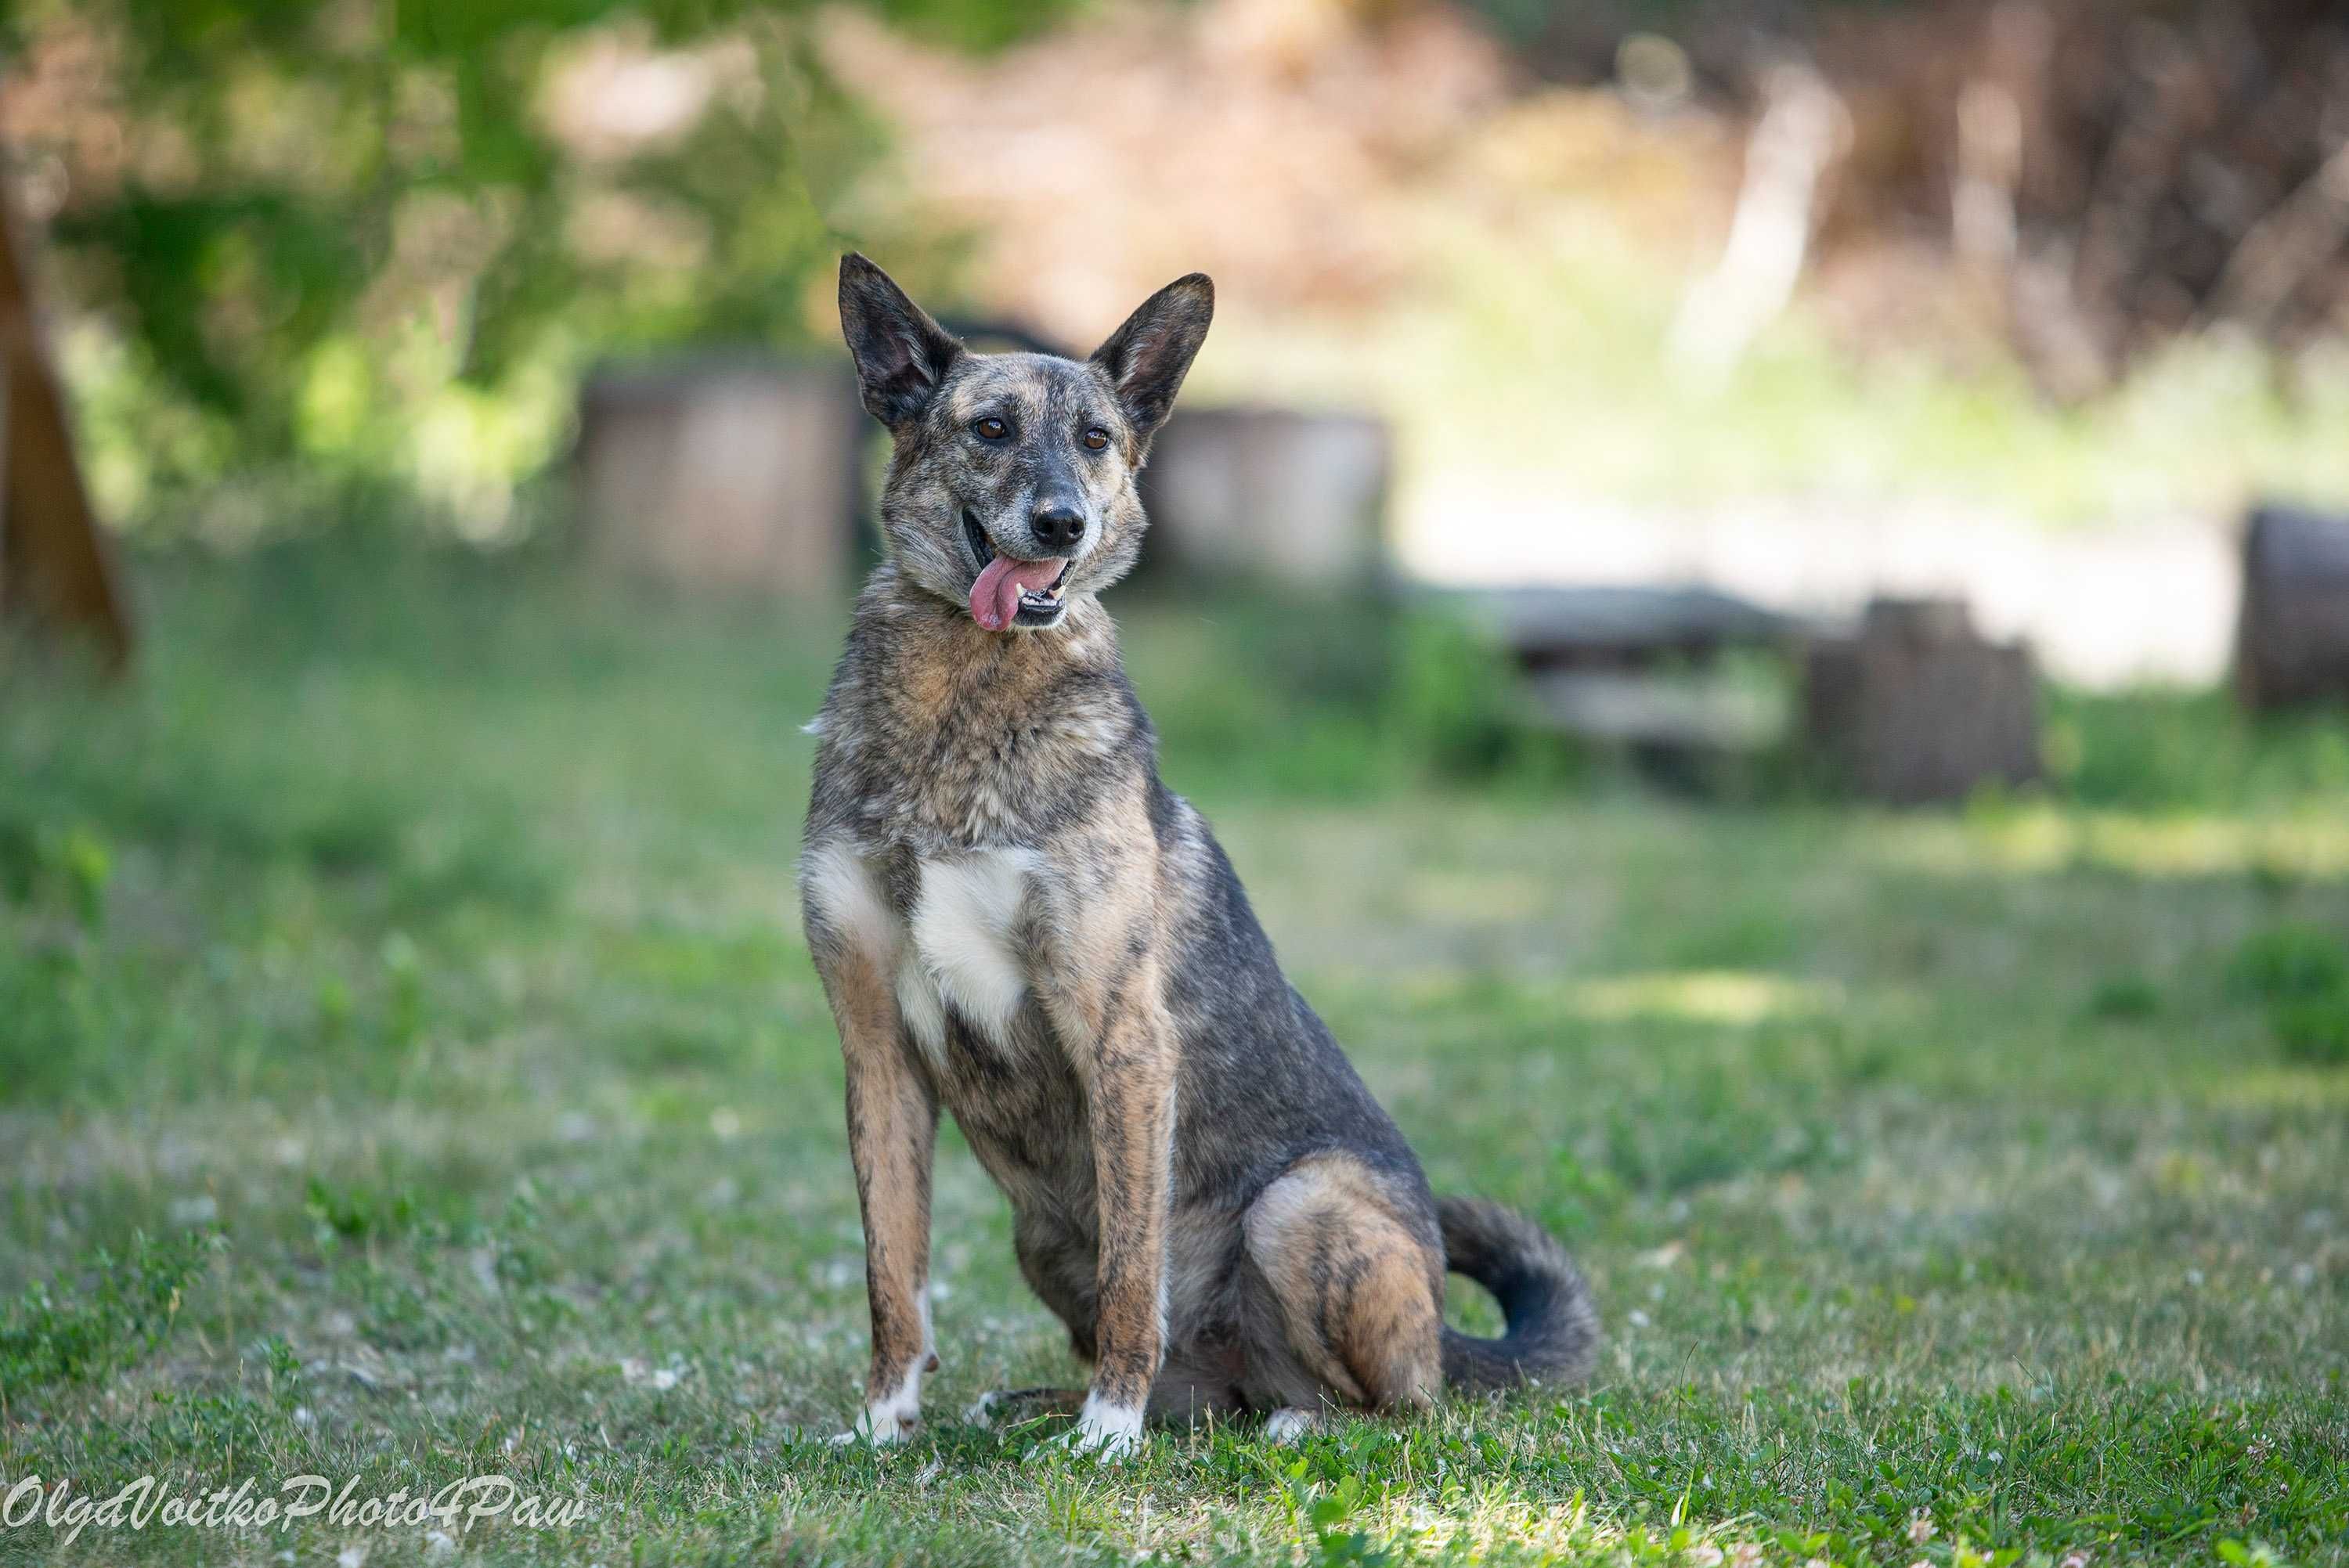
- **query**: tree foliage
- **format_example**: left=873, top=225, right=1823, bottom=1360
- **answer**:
left=2, top=0, right=1066, bottom=535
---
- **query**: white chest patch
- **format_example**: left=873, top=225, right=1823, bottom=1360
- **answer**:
left=900, top=849, right=1037, bottom=1065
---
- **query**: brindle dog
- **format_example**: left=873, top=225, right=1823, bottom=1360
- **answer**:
left=803, top=254, right=1597, bottom=1454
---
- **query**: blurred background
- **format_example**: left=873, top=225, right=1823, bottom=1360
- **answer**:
left=5, top=0, right=2349, bottom=791
left=5, top=7, right=2348, bottom=1553
left=4, top=0, right=2349, bottom=1041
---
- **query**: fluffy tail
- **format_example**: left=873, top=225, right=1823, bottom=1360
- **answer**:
left=1438, top=1196, right=1600, bottom=1392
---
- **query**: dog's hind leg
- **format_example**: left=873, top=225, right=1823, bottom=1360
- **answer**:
left=1242, top=1153, right=1445, bottom=1414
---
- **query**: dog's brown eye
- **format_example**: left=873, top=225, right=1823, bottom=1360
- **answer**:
left=973, top=417, right=1009, bottom=441
left=1082, top=427, right=1110, bottom=451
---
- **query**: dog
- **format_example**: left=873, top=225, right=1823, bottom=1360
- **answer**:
left=801, top=254, right=1597, bottom=1455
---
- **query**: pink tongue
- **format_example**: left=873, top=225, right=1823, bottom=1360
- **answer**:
left=969, top=553, right=1063, bottom=630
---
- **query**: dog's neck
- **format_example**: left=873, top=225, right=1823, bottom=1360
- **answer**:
left=857, top=561, right=1122, bottom=680
left=816, top=561, right=1147, bottom=851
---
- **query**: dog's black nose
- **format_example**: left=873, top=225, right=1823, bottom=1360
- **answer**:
left=1030, top=503, right=1085, bottom=553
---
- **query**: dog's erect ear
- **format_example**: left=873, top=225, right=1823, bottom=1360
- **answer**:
left=1089, top=273, right=1214, bottom=442
left=839, top=254, right=963, bottom=428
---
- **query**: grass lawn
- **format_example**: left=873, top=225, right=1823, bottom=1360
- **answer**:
left=3, top=545, right=2346, bottom=1566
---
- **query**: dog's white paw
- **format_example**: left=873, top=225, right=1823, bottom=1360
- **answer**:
left=833, top=1364, right=925, bottom=1447
left=1262, top=1408, right=1320, bottom=1444
left=962, top=1390, right=1005, bottom=1426
left=830, top=1408, right=917, bottom=1447
left=1052, top=1393, right=1144, bottom=1460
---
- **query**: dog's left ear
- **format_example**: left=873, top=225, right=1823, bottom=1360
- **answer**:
left=1090, top=273, right=1214, bottom=442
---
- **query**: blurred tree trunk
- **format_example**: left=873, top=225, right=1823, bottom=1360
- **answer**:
left=0, top=180, right=130, bottom=671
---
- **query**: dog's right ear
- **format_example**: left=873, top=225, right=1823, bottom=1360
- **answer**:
left=839, top=254, right=963, bottom=428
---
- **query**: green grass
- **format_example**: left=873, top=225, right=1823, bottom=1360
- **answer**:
left=2, top=544, right=2346, bottom=1565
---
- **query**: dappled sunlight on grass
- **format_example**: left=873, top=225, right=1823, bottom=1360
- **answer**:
left=1873, top=805, right=2349, bottom=882
left=2204, top=1065, right=2349, bottom=1111
left=1367, top=965, right=1865, bottom=1040
left=1563, top=969, right=1842, bottom=1028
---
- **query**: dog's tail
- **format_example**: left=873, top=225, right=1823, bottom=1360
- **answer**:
left=1438, top=1196, right=1600, bottom=1393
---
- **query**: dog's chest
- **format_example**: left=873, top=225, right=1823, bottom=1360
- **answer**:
left=849, top=644, right=1129, bottom=849
left=892, top=847, right=1042, bottom=1069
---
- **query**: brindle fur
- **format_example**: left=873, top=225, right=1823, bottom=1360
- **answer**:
left=803, top=255, right=1597, bottom=1451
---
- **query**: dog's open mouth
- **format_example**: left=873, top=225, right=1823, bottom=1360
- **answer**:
left=964, top=509, right=1070, bottom=631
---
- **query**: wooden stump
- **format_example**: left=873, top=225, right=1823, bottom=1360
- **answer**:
left=1138, top=406, right=1389, bottom=586
left=1804, top=597, right=2040, bottom=804
left=2235, top=503, right=2349, bottom=711
left=576, top=356, right=862, bottom=598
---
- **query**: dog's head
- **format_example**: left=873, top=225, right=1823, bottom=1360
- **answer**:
left=839, top=254, right=1213, bottom=633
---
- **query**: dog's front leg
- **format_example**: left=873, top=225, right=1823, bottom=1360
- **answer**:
left=1067, top=959, right=1178, bottom=1457
left=805, top=848, right=938, bottom=1445
left=835, top=1001, right=939, bottom=1444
